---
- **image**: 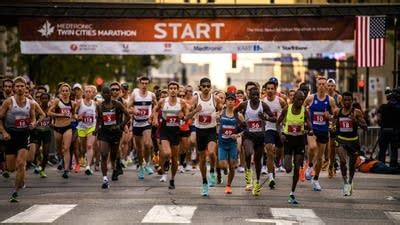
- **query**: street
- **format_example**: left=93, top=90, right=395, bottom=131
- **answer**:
left=0, top=166, right=399, bottom=224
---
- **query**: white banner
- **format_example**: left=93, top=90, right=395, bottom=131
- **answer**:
left=21, top=40, right=354, bottom=55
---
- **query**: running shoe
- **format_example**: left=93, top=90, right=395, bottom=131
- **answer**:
left=224, top=185, right=232, bottom=194
left=261, top=166, right=267, bottom=175
left=217, top=173, right=223, bottom=184
left=126, top=158, right=133, bottom=167
left=2, top=171, right=10, bottom=178
left=343, top=183, right=351, bottom=196
left=74, top=163, right=80, bottom=173
left=111, top=170, right=119, bottom=181
left=34, top=166, right=41, bottom=174
left=39, top=170, right=47, bottom=178
left=178, top=165, right=185, bottom=174
left=138, top=166, right=145, bottom=180
left=168, top=180, right=175, bottom=189
left=288, top=195, right=298, bottom=204
left=102, top=179, right=110, bottom=189
left=144, top=165, right=154, bottom=175
left=117, top=162, right=124, bottom=175
left=209, top=172, right=216, bottom=187
left=299, top=167, right=305, bottom=182
left=237, top=166, right=245, bottom=173
left=185, top=166, right=193, bottom=172
left=311, top=179, right=322, bottom=191
left=268, top=178, right=276, bottom=189
left=305, top=167, right=313, bottom=181
left=252, top=181, right=261, bottom=196
left=278, top=166, right=286, bottom=172
left=9, top=192, right=18, bottom=203
left=160, top=174, right=168, bottom=182
left=245, top=169, right=253, bottom=191
left=201, top=183, right=209, bottom=196
left=85, top=167, right=93, bottom=176
left=62, top=170, right=69, bottom=179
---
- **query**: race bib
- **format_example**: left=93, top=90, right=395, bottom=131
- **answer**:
left=199, top=114, right=212, bottom=125
left=82, top=115, right=95, bottom=124
left=221, top=125, right=235, bottom=139
left=313, top=112, right=326, bottom=126
left=288, top=124, right=302, bottom=135
left=247, top=120, right=262, bottom=132
left=61, top=107, right=72, bottom=117
left=166, top=115, right=179, bottom=127
left=103, top=112, right=116, bottom=126
left=339, top=117, right=353, bottom=132
left=15, top=116, right=29, bottom=129
left=38, top=118, right=51, bottom=127
left=136, top=108, right=150, bottom=120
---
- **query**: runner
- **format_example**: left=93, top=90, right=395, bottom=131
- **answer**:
left=0, top=79, right=13, bottom=178
left=71, top=83, right=83, bottom=173
left=178, top=88, right=192, bottom=173
left=262, top=79, right=287, bottom=189
left=218, top=92, right=243, bottom=194
left=96, top=86, right=130, bottom=188
left=234, top=86, right=275, bottom=196
left=303, top=77, right=337, bottom=191
left=186, top=77, right=223, bottom=196
left=153, top=81, right=188, bottom=189
left=129, top=77, right=157, bottom=179
left=75, top=85, right=97, bottom=176
left=278, top=90, right=311, bottom=204
left=333, top=92, right=367, bottom=196
left=48, top=83, right=75, bottom=179
left=0, top=77, right=37, bottom=202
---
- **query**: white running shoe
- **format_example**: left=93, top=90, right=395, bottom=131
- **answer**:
left=305, top=167, right=313, bottom=180
left=160, top=174, right=168, bottom=182
left=278, top=166, right=286, bottom=172
left=343, top=183, right=351, bottom=196
left=261, top=166, right=267, bottom=175
left=178, top=165, right=185, bottom=174
left=312, top=179, right=322, bottom=191
left=185, top=166, right=192, bottom=172
left=237, top=166, right=245, bottom=173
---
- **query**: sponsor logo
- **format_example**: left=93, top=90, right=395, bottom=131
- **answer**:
left=237, top=44, right=263, bottom=52
left=70, top=44, right=78, bottom=51
left=164, top=43, right=172, bottom=52
left=193, top=46, right=222, bottom=52
left=38, top=20, right=55, bottom=38
left=121, top=43, right=134, bottom=53
left=278, top=45, right=308, bottom=51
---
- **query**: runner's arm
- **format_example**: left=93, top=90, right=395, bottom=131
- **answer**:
left=277, top=106, right=288, bottom=127
left=355, top=109, right=368, bottom=131
left=261, top=102, right=276, bottom=122
left=305, top=108, right=312, bottom=133
left=34, top=101, right=46, bottom=124
left=29, top=101, right=37, bottom=128
left=118, top=101, right=131, bottom=129
left=47, top=99, right=63, bottom=117
left=0, top=99, right=11, bottom=136
left=185, top=95, right=200, bottom=120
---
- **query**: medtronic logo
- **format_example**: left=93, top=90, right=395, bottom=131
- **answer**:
left=193, top=46, right=223, bottom=52
left=237, top=44, right=263, bottom=52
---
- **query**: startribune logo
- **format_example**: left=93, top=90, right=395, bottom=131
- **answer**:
left=37, top=20, right=55, bottom=38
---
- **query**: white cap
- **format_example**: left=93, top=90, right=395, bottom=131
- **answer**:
left=73, top=83, right=82, bottom=90
left=327, top=78, right=336, bottom=85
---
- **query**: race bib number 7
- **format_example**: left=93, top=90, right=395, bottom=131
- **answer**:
left=199, top=114, right=212, bottom=125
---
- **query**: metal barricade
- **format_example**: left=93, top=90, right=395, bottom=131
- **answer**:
left=358, top=126, right=380, bottom=158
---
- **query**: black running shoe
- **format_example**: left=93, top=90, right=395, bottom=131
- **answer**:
left=116, top=163, right=124, bottom=175
left=102, top=180, right=109, bottom=189
left=168, top=180, right=175, bottom=189
left=9, top=192, right=18, bottom=203
left=2, top=171, right=10, bottom=178
left=112, top=170, right=119, bottom=181
left=62, top=170, right=69, bottom=179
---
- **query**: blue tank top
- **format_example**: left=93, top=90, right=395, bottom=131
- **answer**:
left=309, top=94, right=330, bottom=132
left=218, top=109, right=238, bottom=146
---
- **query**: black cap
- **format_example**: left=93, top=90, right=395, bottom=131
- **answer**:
left=226, top=92, right=236, bottom=100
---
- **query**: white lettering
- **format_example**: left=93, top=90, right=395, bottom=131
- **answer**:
left=154, top=23, right=167, bottom=39
left=181, top=23, right=195, bottom=39
left=196, top=23, right=210, bottom=39
left=211, top=23, right=224, bottom=39
left=168, top=23, right=182, bottom=39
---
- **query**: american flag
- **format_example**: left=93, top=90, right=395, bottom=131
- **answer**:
left=355, top=16, right=386, bottom=67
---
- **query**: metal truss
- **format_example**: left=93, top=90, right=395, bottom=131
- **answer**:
left=0, top=2, right=399, bottom=19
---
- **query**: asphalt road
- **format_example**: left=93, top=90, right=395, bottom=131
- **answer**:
left=0, top=165, right=399, bottom=224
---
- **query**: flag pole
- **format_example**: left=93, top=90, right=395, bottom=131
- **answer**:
left=366, top=67, right=370, bottom=110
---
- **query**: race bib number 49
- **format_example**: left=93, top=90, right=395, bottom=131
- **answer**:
left=221, top=125, right=235, bottom=139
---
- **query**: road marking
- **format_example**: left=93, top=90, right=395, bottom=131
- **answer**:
left=384, top=211, right=400, bottom=223
left=245, top=218, right=299, bottom=225
left=141, top=205, right=197, bottom=224
left=270, top=208, right=324, bottom=225
left=2, top=204, right=76, bottom=223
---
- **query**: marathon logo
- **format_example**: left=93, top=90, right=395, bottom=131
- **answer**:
left=193, top=46, right=223, bottom=52
left=237, top=44, right=263, bottom=52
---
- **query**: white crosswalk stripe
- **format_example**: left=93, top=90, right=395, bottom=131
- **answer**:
left=1, top=204, right=76, bottom=224
left=270, top=208, right=325, bottom=225
left=384, top=211, right=400, bottom=224
left=141, top=205, right=197, bottom=224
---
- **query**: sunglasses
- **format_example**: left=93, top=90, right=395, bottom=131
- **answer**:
left=111, top=88, right=120, bottom=92
left=201, top=84, right=211, bottom=88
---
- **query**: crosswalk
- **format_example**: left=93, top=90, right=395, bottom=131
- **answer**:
left=1, top=204, right=398, bottom=224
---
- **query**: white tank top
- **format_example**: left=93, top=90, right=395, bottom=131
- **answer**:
left=263, top=96, right=282, bottom=131
left=244, top=101, right=264, bottom=133
left=162, top=97, right=182, bottom=127
left=195, top=94, right=217, bottom=129
left=132, top=89, right=153, bottom=127
left=5, top=96, right=31, bottom=131
left=77, top=99, right=96, bottom=129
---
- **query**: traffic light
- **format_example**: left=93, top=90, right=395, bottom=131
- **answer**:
left=232, top=53, right=237, bottom=68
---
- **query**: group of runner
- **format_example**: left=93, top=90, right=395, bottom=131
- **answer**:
left=0, top=75, right=367, bottom=204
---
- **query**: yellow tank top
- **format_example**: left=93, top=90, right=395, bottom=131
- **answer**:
left=283, top=104, right=305, bottom=136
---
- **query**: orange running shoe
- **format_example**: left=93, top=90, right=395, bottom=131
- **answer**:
left=74, top=163, right=80, bottom=173
left=299, top=167, right=305, bottom=182
left=224, top=185, right=232, bottom=194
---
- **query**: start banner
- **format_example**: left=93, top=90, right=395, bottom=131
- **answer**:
left=19, top=17, right=354, bottom=54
